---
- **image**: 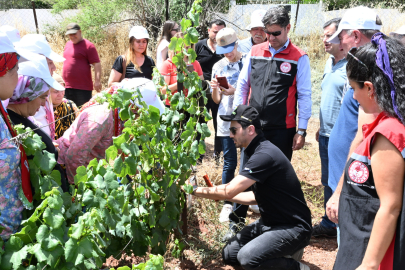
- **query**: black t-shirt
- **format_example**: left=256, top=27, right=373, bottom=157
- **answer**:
left=8, top=110, right=69, bottom=192
left=195, top=39, right=223, bottom=80
left=112, top=55, right=155, bottom=80
left=240, top=133, right=312, bottom=231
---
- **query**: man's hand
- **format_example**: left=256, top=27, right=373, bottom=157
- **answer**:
left=316, top=128, right=320, bottom=142
left=292, top=133, right=305, bottom=150
left=326, top=191, right=340, bottom=223
left=94, top=80, right=102, bottom=92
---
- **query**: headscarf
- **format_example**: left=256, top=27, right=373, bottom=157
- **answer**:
left=0, top=52, right=18, bottom=77
left=9, top=75, right=51, bottom=105
left=371, top=32, right=403, bottom=122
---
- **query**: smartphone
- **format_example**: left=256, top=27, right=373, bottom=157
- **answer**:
left=216, top=76, right=228, bottom=89
left=186, top=64, right=195, bottom=72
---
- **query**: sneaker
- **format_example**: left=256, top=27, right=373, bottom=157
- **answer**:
left=219, top=204, right=233, bottom=223
left=249, top=205, right=260, bottom=213
left=312, top=223, right=337, bottom=238
left=299, top=262, right=310, bottom=270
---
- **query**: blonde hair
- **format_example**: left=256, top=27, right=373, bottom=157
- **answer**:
left=126, top=36, right=148, bottom=72
left=168, top=32, right=195, bottom=59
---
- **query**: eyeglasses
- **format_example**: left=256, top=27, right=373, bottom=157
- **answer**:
left=347, top=47, right=369, bottom=72
left=229, top=126, right=241, bottom=135
left=264, top=30, right=282, bottom=37
left=172, top=28, right=179, bottom=32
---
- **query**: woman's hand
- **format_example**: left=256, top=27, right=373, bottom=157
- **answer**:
left=210, top=77, right=219, bottom=91
left=220, top=83, right=236, bottom=96
left=53, top=142, right=60, bottom=152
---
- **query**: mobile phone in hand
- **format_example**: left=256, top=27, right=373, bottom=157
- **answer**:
left=216, top=76, right=228, bottom=89
left=186, top=64, right=195, bottom=72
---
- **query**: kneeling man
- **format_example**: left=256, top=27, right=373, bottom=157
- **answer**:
left=191, top=105, right=312, bottom=270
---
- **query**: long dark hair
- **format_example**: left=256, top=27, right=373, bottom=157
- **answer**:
left=346, top=34, right=405, bottom=123
left=158, top=20, right=177, bottom=46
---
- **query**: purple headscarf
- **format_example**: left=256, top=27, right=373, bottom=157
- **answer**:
left=9, top=75, right=51, bottom=105
left=371, top=32, right=403, bottom=121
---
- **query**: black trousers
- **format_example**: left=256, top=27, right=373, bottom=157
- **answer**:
left=223, top=219, right=311, bottom=270
left=65, top=88, right=93, bottom=107
left=206, top=99, right=222, bottom=154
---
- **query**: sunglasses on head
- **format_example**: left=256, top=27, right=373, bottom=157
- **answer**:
left=229, top=126, right=241, bottom=135
left=348, top=47, right=369, bottom=72
left=264, top=30, right=282, bottom=36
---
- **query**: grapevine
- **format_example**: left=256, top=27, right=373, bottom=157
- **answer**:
left=1, top=1, right=210, bottom=269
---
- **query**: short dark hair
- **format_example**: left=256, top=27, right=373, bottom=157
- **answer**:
left=208, top=19, right=226, bottom=28
left=237, top=120, right=263, bottom=135
left=262, top=6, right=290, bottom=28
left=346, top=35, right=405, bottom=123
left=323, top=18, right=341, bottom=31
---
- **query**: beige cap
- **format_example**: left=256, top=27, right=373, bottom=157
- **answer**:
left=390, top=25, right=405, bottom=36
left=65, top=23, right=81, bottom=35
left=52, top=73, right=65, bottom=88
left=216, top=28, right=238, bottom=54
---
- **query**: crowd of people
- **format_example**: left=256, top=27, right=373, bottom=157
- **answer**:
left=1, top=4, right=405, bottom=270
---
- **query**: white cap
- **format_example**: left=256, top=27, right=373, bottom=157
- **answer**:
left=120, top=78, right=165, bottom=115
left=15, top=34, right=65, bottom=62
left=328, top=6, right=382, bottom=44
left=18, top=54, right=64, bottom=91
left=0, top=25, right=21, bottom=44
left=246, top=9, right=266, bottom=30
left=0, top=32, right=38, bottom=63
left=390, top=25, right=405, bottom=36
left=128, top=26, right=150, bottom=39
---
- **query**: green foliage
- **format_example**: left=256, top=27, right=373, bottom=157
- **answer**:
left=1, top=1, right=207, bottom=269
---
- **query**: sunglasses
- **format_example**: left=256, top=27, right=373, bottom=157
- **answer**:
left=172, top=28, right=179, bottom=32
left=264, top=30, right=282, bottom=36
left=347, top=47, right=369, bottom=72
left=229, top=126, right=241, bottom=135
left=16, top=54, right=20, bottom=61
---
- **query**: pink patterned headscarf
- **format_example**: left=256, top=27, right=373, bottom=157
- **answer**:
left=9, top=75, right=51, bottom=105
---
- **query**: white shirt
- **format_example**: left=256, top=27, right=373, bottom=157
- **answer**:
left=156, top=39, right=170, bottom=70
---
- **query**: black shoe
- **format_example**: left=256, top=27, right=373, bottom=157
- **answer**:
left=312, top=223, right=337, bottom=238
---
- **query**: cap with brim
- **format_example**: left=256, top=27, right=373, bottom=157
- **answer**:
left=15, top=34, right=65, bottom=62
left=327, top=6, right=382, bottom=44
left=129, top=26, right=150, bottom=40
left=18, top=54, right=64, bottom=91
left=120, top=78, right=165, bottom=115
left=246, top=9, right=266, bottom=31
left=390, top=25, right=405, bottom=36
left=65, top=23, right=80, bottom=35
left=217, top=41, right=237, bottom=54
left=220, top=105, right=261, bottom=127
left=0, top=32, right=39, bottom=63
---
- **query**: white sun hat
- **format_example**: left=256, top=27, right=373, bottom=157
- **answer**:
left=0, top=25, right=21, bottom=44
left=246, top=9, right=267, bottom=30
left=18, top=54, right=64, bottom=90
left=120, top=78, right=165, bottom=115
left=328, top=6, right=382, bottom=44
left=128, top=26, right=150, bottom=39
left=0, top=32, right=38, bottom=63
left=15, top=34, right=65, bottom=62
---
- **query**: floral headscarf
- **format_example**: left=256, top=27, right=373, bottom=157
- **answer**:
left=9, top=75, right=51, bottom=105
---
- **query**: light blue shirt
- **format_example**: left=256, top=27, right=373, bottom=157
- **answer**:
left=234, top=39, right=312, bottom=130
left=237, top=38, right=253, bottom=54
left=319, top=56, right=347, bottom=137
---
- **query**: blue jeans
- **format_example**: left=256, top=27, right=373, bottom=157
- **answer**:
left=221, top=136, right=237, bottom=185
left=319, top=135, right=335, bottom=229
left=222, top=219, right=311, bottom=270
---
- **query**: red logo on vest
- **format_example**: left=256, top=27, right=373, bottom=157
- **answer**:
left=280, top=62, right=291, bottom=73
left=348, top=161, right=369, bottom=184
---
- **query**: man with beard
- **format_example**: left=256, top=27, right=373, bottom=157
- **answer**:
left=191, top=105, right=312, bottom=270
left=238, top=9, right=267, bottom=53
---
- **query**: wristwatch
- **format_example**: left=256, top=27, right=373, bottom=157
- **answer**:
left=296, top=130, right=307, bottom=137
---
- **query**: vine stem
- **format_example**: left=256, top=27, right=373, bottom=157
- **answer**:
left=114, top=237, right=134, bottom=259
